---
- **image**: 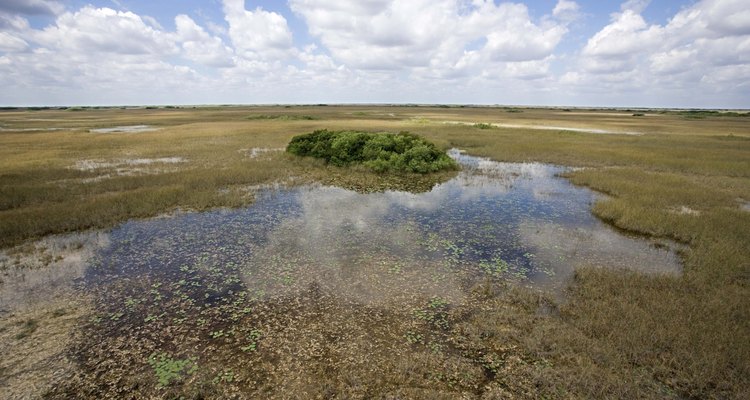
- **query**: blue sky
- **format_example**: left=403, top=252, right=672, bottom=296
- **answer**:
left=0, top=0, right=748, bottom=107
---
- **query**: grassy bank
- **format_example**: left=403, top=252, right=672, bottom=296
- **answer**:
left=429, top=128, right=749, bottom=398
left=1, top=106, right=749, bottom=398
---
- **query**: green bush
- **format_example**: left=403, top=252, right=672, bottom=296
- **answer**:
left=286, top=130, right=458, bottom=174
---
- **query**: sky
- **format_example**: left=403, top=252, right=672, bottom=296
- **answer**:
left=0, top=0, right=748, bottom=108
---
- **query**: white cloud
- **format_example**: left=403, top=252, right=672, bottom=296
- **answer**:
left=0, top=0, right=747, bottom=107
left=0, top=6, right=215, bottom=105
left=553, top=0, right=581, bottom=23
left=0, top=31, right=28, bottom=52
left=35, top=7, right=178, bottom=55
left=582, top=10, right=660, bottom=61
left=699, top=0, right=750, bottom=36
left=222, top=0, right=294, bottom=61
left=620, top=0, right=651, bottom=14
left=582, top=0, right=750, bottom=70
left=289, top=0, right=572, bottom=72
left=484, top=19, right=566, bottom=61
left=298, top=44, right=343, bottom=73
left=565, top=0, right=750, bottom=106
left=648, top=48, right=697, bottom=75
left=175, top=14, right=234, bottom=68
left=205, top=20, right=228, bottom=37
left=0, top=13, right=31, bottom=31
left=290, top=0, right=449, bottom=69
left=503, top=56, right=554, bottom=80
left=700, top=64, right=750, bottom=87
left=0, top=0, right=64, bottom=16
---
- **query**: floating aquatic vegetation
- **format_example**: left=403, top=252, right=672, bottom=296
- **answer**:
left=44, top=150, right=681, bottom=397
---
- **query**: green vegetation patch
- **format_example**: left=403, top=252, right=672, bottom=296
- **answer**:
left=246, top=114, right=317, bottom=121
left=678, top=110, right=750, bottom=119
left=147, top=352, right=198, bottom=388
left=286, top=129, right=458, bottom=174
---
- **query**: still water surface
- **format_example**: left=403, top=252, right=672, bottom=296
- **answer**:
left=83, top=149, right=680, bottom=309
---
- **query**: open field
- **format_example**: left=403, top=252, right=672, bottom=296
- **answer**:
left=1, top=105, right=749, bottom=399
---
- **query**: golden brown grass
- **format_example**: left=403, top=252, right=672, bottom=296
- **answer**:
left=1, top=105, right=749, bottom=399
left=0, top=299, right=89, bottom=399
left=423, top=113, right=750, bottom=398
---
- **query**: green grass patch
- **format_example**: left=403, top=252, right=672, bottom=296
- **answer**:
left=246, top=114, right=317, bottom=121
left=286, top=129, right=458, bottom=174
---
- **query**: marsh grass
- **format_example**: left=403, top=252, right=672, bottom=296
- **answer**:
left=0, top=299, right=89, bottom=399
left=425, top=120, right=750, bottom=398
left=13, top=318, right=39, bottom=339
left=246, top=114, right=318, bottom=121
left=1, top=106, right=749, bottom=398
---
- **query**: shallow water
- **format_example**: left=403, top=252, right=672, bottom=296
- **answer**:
left=89, top=125, right=158, bottom=133
left=0, top=126, right=74, bottom=132
left=78, top=150, right=679, bottom=312
left=442, top=120, right=643, bottom=135
left=0, top=149, right=685, bottom=395
left=0, top=232, right=110, bottom=312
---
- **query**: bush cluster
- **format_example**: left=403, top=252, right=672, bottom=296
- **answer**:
left=286, top=130, right=458, bottom=174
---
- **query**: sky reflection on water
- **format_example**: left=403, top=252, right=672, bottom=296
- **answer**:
left=84, top=150, right=681, bottom=307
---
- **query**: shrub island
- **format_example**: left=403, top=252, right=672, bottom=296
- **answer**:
left=286, top=130, right=458, bottom=174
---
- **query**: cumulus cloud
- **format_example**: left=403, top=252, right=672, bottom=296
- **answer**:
left=0, top=6, right=216, bottom=104
left=222, top=0, right=294, bottom=60
left=582, top=10, right=660, bottom=61
left=35, top=7, right=178, bottom=55
left=175, top=14, right=234, bottom=68
left=289, top=0, right=573, bottom=73
left=290, top=0, right=447, bottom=69
left=568, top=0, right=750, bottom=103
left=0, top=0, right=747, bottom=107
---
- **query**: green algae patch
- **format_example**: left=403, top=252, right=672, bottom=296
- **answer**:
left=286, top=130, right=458, bottom=174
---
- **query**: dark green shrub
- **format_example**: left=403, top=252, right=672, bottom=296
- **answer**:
left=286, top=130, right=458, bottom=174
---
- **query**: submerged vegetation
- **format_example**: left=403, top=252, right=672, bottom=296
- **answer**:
left=0, top=105, right=748, bottom=398
left=286, top=129, right=458, bottom=173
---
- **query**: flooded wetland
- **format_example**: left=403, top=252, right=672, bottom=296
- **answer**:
left=1, top=106, right=748, bottom=398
